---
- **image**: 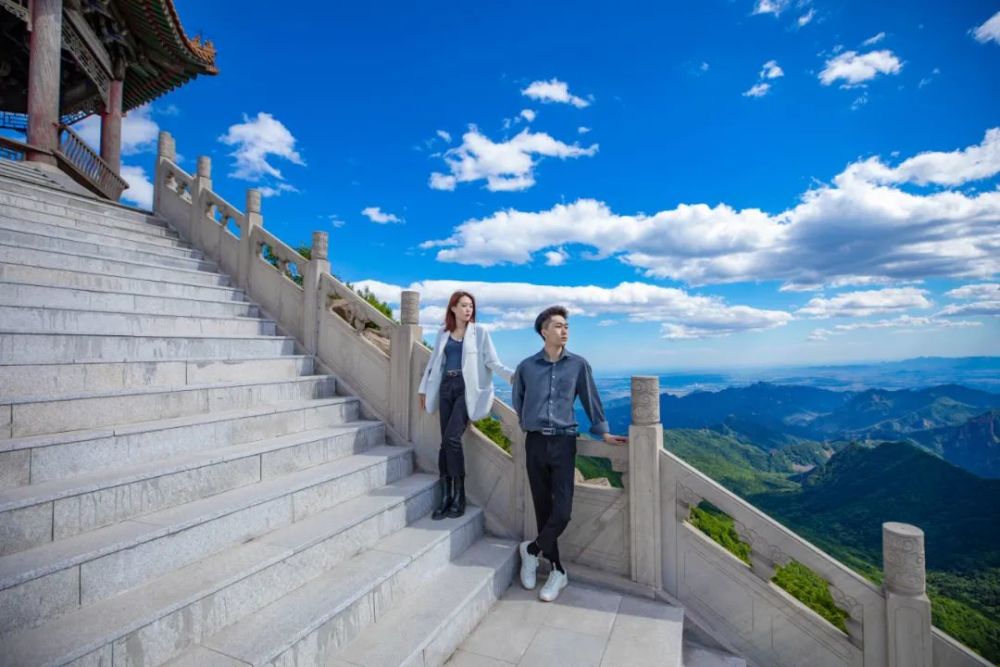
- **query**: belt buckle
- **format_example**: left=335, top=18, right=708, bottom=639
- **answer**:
left=540, top=427, right=556, bottom=436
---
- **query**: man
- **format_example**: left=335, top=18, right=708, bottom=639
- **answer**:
left=511, top=305, right=628, bottom=602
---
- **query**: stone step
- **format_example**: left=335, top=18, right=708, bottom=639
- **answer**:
left=0, top=190, right=182, bottom=242
left=0, top=175, right=167, bottom=227
left=1, top=397, right=360, bottom=491
left=0, top=443, right=415, bottom=632
left=0, top=419, right=384, bottom=557
left=0, top=281, right=258, bottom=319
left=0, top=259, right=244, bottom=300
left=0, top=355, right=313, bottom=401
left=332, top=537, right=518, bottom=667
left=0, top=165, right=98, bottom=200
left=0, top=225, right=216, bottom=272
left=0, top=242, right=233, bottom=287
left=0, top=304, right=277, bottom=337
left=0, top=226, right=218, bottom=271
left=2, top=374, right=337, bottom=439
left=0, top=473, right=437, bottom=667
left=0, top=214, right=197, bottom=260
left=170, top=510, right=487, bottom=667
left=0, top=331, right=297, bottom=364
left=683, top=642, right=748, bottom=667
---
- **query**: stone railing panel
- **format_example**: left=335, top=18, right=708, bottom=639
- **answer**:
left=249, top=226, right=305, bottom=341
left=200, top=189, right=244, bottom=279
left=317, top=301, right=391, bottom=416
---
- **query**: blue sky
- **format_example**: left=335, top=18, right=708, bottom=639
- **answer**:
left=77, top=1, right=1000, bottom=371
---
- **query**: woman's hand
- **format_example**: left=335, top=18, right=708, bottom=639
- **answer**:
left=419, top=393, right=426, bottom=411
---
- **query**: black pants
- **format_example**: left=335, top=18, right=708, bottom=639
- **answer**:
left=438, top=374, right=469, bottom=476
left=525, top=432, right=577, bottom=566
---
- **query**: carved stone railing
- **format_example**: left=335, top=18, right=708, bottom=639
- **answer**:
left=55, top=123, right=127, bottom=200
left=152, top=131, right=989, bottom=667
left=0, top=135, right=29, bottom=161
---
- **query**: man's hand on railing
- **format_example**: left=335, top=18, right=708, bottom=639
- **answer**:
left=603, top=433, right=628, bottom=445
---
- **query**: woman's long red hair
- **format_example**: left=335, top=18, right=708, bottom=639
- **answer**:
left=444, top=291, right=477, bottom=331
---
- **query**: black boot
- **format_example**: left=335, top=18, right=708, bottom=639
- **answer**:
left=448, top=475, right=466, bottom=518
left=432, top=477, right=453, bottom=520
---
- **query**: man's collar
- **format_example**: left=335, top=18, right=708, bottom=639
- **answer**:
left=533, top=347, right=573, bottom=363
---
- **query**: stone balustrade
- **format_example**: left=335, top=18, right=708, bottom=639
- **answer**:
left=152, top=131, right=989, bottom=667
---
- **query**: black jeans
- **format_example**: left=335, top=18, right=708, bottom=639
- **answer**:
left=525, top=432, right=577, bottom=566
left=438, top=374, right=469, bottom=476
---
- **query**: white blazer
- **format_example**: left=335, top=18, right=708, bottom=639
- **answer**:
left=418, top=323, right=513, bottom=422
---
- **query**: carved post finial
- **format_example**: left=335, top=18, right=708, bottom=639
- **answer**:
left=883, top=522, right=926, bottom=595
left=631, top=376, right=660, bottom=426
left=158, top=131, right=175, bottom=160
left=401, top=290, right=420, bottom=325
left=246, top=189, right=261, bottom=215
left=197, top=156, right=211, bottom=179
left=312, top=231, right=329, bottom=261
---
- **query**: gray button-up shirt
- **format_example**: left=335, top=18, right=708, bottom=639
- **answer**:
left=511, top=348, right=609, bottom=436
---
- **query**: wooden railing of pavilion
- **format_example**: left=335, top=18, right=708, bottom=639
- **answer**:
left=151, top=130, right=991, bottom=667
left=54, top=123, right=128, bottom=200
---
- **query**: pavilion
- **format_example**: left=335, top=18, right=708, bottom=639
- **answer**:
left=0, top=0, right=217, bottom=200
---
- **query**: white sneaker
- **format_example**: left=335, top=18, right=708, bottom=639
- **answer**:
left=539, top=568, right=568, bottom=602
left=519, top=541, right=539, bottom=589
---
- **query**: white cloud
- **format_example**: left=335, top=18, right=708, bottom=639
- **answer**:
left=797, top=287, right=932, bottom=318
left=851, top=93, right=869, bottom=111
left=945, top=283, right=999, bottom=300
left=743, top=82, right=772, bottom=98
left=937, top=301, right=1000, bottom=317
left=521, top=79, right=591, bottom=108
left=578, top=126, right=592, bottom=134
left=761, top=60, right=785, bottom=79
left=428, top=126, right=598, bottom=192
left=797, top=9, right=815, bottom=26
left=753, top=0, right=789, bottom=16
left=353, top=278, right=792, bottom=339
left=120, top=164, right=154, bottom=209
left=75, top=104, right=160, bottom=156
left=218, top=112, right=304, bottom=181
left=862, top=32, right=886, bottom=46
left=544, top=248, right=569, bottom=266
left=819, top=50, right=902, bottom=86
left=326, top=214, right=346, bottom=229
left=807, top=315, right=982, bottom=341
left=257, top=183, right=299, bottom=198
left=361, top=206, right=403, bottom=224
left=436, top=130, right=452, bottom=143
left=520, top=109, right=537, bottom=122
left=700, top=61, right=711, bottom=72
left=972, top=11, right=1000, bottom=44
left=421, top=128, right=1000, bottom=290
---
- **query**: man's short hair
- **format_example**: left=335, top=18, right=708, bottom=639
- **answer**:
left=534, top=305, right=569, bottom=338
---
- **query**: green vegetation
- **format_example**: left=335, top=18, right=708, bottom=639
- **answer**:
left=473, top=416, right=510, bottom=453
left=688, top=501, right=751, bottom=564
left=772, top=561, right=850, bottom=633
left=575, top=455, right=623, bottom=488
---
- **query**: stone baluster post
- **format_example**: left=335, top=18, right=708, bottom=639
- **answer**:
left=883, top=522, right=932, bottom=667
left=302, top=231, right=329, bottom=356
left=154, top=131, right=176, bottom=215
left=239, top=189, right=262, bottom=292
left=389, top=290, right=421, bottom=440
left=191, top=156, right=213, bottom=257
left=629, top=376, right=662, bottom=589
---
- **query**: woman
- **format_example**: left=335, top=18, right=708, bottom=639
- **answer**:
left=418, top=290, right=513, bottom=519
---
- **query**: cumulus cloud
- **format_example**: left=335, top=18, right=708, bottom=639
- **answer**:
left=521, top=79, right=591, bottom=108
left=120, top=165, right=154, bottom=209
left=520, top=109, right=537, bottom=122
left=75, top=104, right=160, bottom=155
left=421, top=128, right=1000, bottom=290
left=361, top=206, right=403, bottom=224
left=219, top=112, right=304, bottom=181
left=940, top=282, right=1000, bottom=318
left=436, top=129, right=452, bottom=143
left=797, top=287, right=932, bottom=318
left=761, top=60, right=785, bottom=79
left=945, top=283, right=999, bottom=300
left=819, top=50, right=902, bottom=86
left=578, top=126, right=592, bottom=134
left=544, top=248, right=569, bottom=266
left=753, top=0, right=789, bottom=16
left=862, top=32, right=886, bottom=46
left=743, top=83, right=771, bottom=98
left=972, top=11, right=1000, bottom=44
left=428, top=126, right=598, bottom=192
left=353, top=279, right=792, bottom=339
left=797, top=9, right=815, bottom=27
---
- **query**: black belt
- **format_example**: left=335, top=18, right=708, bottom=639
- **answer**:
left=444, top=370, right=463, bottom=378
left=531, top=427, right=578, bottom=436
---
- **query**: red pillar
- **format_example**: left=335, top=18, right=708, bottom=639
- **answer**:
left=100, top=79, right=123, bottom=175
left=25, top=0, right=64, bottom=166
